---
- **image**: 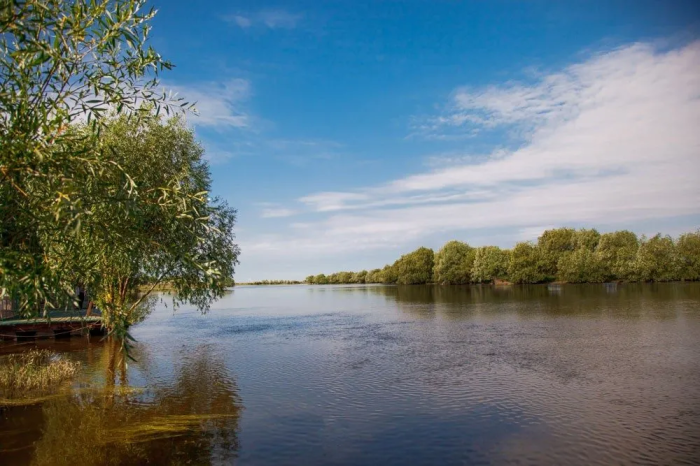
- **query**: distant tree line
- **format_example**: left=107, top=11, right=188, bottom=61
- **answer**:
left=241, top=280, right=303, bottom=286
left=304, top=228, right=700, bottom=285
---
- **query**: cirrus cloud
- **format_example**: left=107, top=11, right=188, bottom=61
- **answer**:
left=223, top=9, right=303, bottom=31
left=250, top=41, right=700, bottom=258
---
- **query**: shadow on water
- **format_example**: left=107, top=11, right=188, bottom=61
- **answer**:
left=0, top=340, right=242, bottom=466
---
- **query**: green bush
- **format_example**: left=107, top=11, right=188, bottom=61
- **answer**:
left=396, top=247, right=434, bottom=285
left=634, top=234, right=679, bottom=282
left=557, top=248, right=605, bottom=283
left=471, top=246, right=510, bottom=283
left=434, top=241, right=475, bottom=284
left=509, top=242, right=547, bottom=284
left=676, top=231, right=700, bottom=281
left=595, top=230, right=639, bottom=280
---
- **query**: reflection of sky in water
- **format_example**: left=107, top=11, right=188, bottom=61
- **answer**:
left=2, top=283, right=700, bottom=465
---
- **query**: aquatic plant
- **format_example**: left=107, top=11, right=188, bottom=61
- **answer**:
left=28, top=344, right=242, bottom=466
left=0, top=350, right=80, bottom=398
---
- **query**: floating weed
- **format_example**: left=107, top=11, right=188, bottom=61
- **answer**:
left=109, top=414, right=241, bottom=444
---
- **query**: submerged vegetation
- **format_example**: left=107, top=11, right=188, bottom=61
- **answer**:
left=28, top=343, right=242, bottom=466
left=0, top=350, right=80, bottom=400
left=0, top=342, right=242, bottom=464
left=306, top=228, right=700, bottom=285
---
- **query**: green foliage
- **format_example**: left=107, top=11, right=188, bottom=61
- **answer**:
left=365, top=269, right=383, bottom=283
left=305, top=228, right=698, bottom=286
left=471, top=246, right=510, bottom=283
left=574, top=228, right=601, bottom=250
left=395, top=247, right=434, bottom=285
left=557, top=248, right=605, bottom=283
left=1, top=0, right=188, bottom=316
left=554, top=228, right=603, bottom=282
left=313, top=274, right=329, bottom=285
left=676, top=231, right=700, bottom=281
left=537, top=228, right=577, bottom=279
left=352, top=270, right=368, bottom=284
left=509, top=242, right=546, bottom=284
left=63, top=114, right=240, bottom=347
left=596, top=230, right=639, bottom=280
left=381, top=263, right=399, bottom=284
left=335, top=271, right=353, bottom=284
left=244, top=280, right=301, bottom=285
left=433, top=241, right=475, bottom=284
left=634, top=234, right=679, bottom=282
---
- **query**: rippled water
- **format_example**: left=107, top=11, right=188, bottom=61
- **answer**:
left=2, top=283, right=700, bottom=465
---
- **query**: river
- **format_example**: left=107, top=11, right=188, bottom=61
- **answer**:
left=1, top=283, right=699, bottom=465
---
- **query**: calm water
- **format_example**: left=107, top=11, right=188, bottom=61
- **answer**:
left=2, top=283, right=700, bottom=465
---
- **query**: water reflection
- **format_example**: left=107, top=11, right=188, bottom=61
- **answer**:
left=2, top=283, right=699, bottom=465
left=0, top=340, right=242, bottom=466
left=364, top=283, right=700, bottom=320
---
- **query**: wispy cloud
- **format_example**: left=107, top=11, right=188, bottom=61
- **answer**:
left=260, top=208, right=297, bottom=218
left=248, top=41, right=700, bottom=256
left=231, top=15, right=252, bottom=29
left=224, top=9, right=302, bottom=31
left=167, top=79, right=252, bottom=129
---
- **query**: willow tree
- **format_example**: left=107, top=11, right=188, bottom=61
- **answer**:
left=365, top=268, right=382, bottom=284
left=537, top=228, right=577, bottom=280
left=508, top=242, right=546, bottom=284
left=634, top=234, right=678, bottom=282
left=1, top=0, right=188, bottom=315
left=395, top=247, right=434, bottom=285
left=557, top=248, right=604, bottom=283
left=471, top=246, right=509, bottom=283
left=595, top=230, right=639, bottom=281
left=68, top=113, right=240, bottom=344
left=676, top=231, right=700, bottom=281
left=433, top=241, right=475, bottom=284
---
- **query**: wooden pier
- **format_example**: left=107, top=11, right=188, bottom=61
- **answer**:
left=0, top=310, right=104, bottom=341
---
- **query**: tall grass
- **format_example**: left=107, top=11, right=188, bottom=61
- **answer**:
left=0, top=349, right=80, bottom=397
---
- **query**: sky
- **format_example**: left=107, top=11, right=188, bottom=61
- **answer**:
left=149, top=0, right=700, bottom=281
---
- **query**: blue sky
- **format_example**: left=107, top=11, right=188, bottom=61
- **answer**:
left=149, top=0, right=700, bottom=281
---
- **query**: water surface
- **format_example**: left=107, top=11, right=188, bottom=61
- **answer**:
left=2, top=283, right=700, bottom=465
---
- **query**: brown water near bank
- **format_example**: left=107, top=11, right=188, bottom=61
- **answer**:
left=1, top=283, right=700, bottom=465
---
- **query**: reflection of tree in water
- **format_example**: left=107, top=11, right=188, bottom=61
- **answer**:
left=31, top=341, right=242, bottom=466
left=364, top=283, right=700, bottom=320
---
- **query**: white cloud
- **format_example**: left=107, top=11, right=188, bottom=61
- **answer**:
left=224, top=9, right=302, bottom=30
left=249, top=41, right=700, bottom=256
left=232, top=15, right=252, bottom=28
left=259, top=10, right=302, bottom=29
left=260, top=208, right=297, bottom=218
left=299, top=192, right=370, bottom=212
left=167, top=79, right=251, bottom=129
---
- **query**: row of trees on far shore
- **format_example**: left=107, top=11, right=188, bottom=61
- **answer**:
left=241, top=280, right=303, bottom=286
left=305, top=229, right=700, bottom=285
